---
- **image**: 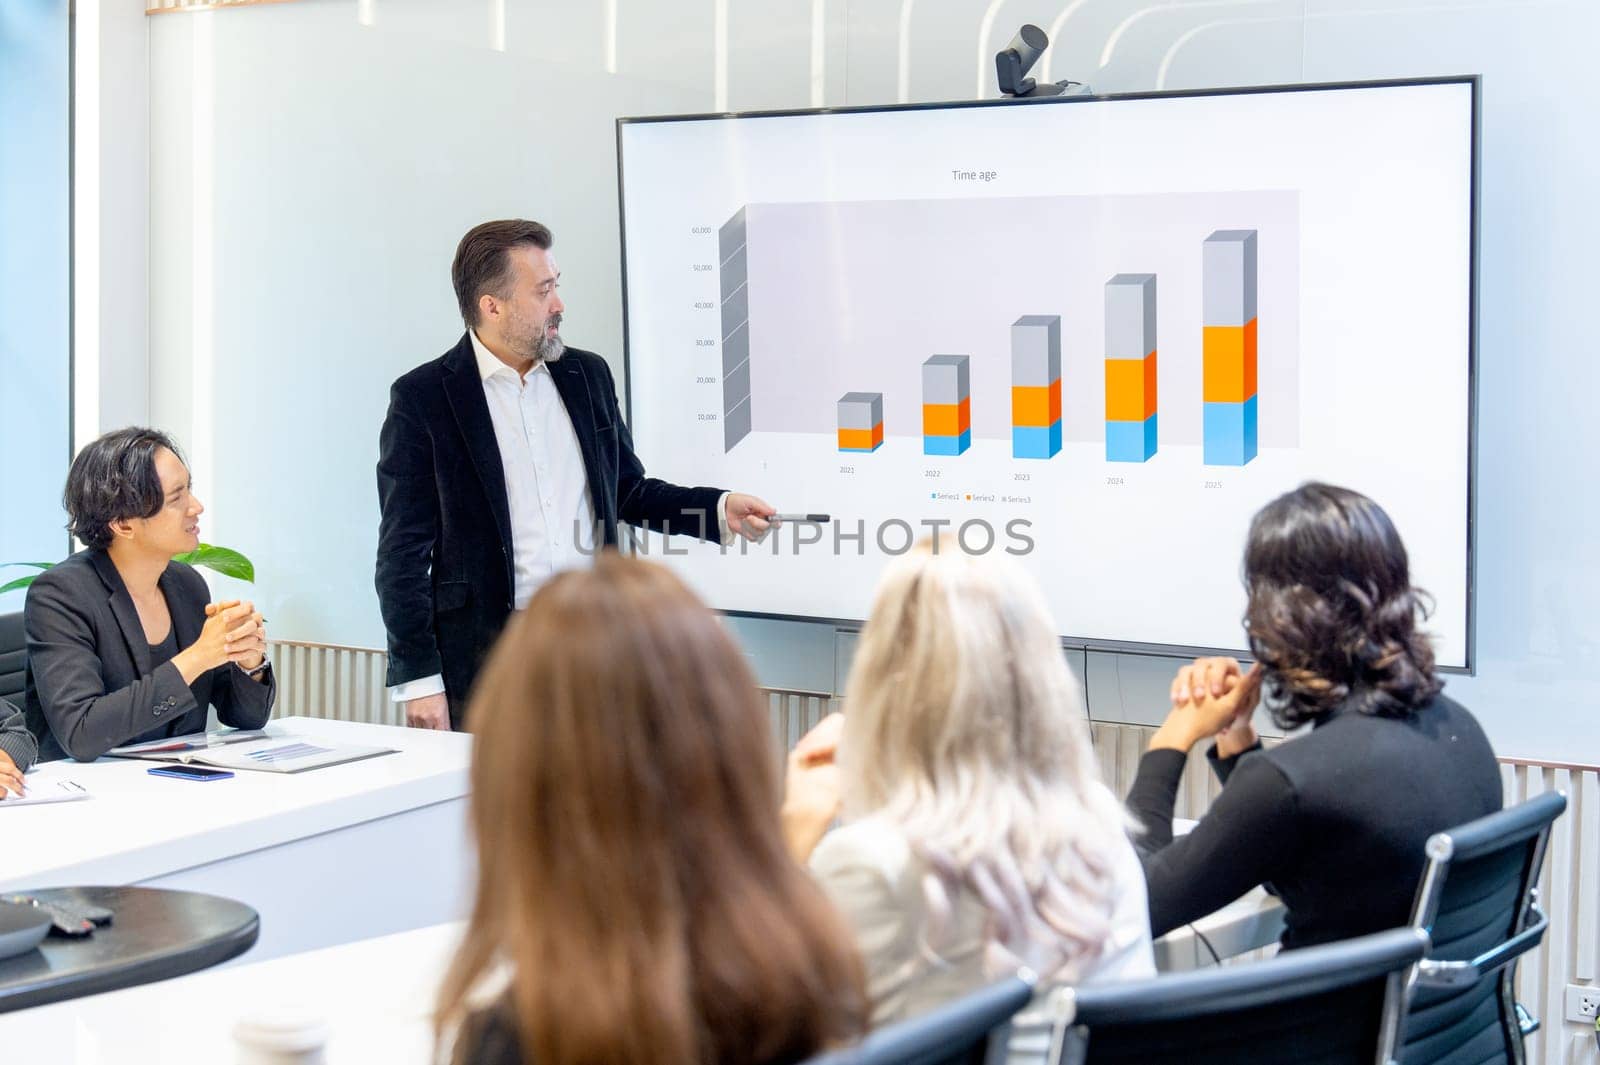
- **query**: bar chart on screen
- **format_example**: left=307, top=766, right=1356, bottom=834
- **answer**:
left=711, top=194, right=1296, bottom=474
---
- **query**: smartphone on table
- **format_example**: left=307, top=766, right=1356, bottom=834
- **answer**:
left=147, top=765, right=234, bottom=782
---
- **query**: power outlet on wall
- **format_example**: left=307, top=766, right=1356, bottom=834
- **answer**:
left=1565, top=984, right=1600, bottom=1023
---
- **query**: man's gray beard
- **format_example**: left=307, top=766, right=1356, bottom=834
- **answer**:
left=536, top=331, right=566, bottom=363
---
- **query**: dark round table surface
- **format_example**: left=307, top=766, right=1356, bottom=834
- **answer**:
left=0, top=885, right=259, bottom=1013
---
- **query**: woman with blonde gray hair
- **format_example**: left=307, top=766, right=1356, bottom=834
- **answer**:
left=782, top=545, right=1153, bottom=1061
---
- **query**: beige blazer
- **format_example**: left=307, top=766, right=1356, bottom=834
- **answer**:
left=810, top=790, right=1156, bottom=1065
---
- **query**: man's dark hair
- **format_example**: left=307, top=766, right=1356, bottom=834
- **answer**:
left=64, top=427, right=186, bottom=550
left=1243, top=482, right=1442, bottom=729
left=451, top=219, right=553, bottom=327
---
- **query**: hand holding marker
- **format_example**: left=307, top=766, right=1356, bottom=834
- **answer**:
left=757, top=513, right=829, bottom=545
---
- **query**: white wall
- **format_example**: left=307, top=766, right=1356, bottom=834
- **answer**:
left=129, top=0, right=1600, bottom=769
left=0, top=0, right=71, bottom=613
left=3, top=0, right=153, bottom=616
left=73, top=0, right=151, bottom=448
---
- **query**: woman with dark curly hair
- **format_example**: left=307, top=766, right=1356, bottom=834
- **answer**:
left=1127, top=482, right=1501, bottom=949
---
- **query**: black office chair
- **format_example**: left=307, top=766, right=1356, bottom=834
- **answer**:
left=0, top=612, right=23, bottom=705
left=1048, top=926, right=1429, bottom=1065
left=1400, top=790, right=1567, bottom=1065
left=802, top=974, right=1036, bottom=1065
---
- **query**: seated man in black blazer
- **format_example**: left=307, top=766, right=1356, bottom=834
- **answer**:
left=0, top=697, right=38, bottom=796
left=24, top=428, right=275, bottom=762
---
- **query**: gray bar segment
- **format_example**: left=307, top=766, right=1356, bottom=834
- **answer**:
left=922, top=354, right=970, bottom=405
left=723, top=359, right=751, bottom=413
left=719, top=244, right=748, bottom=300
left=1011, top=315, right=1061, bottom=387
left=718, top=205, right=751, bottom=449
left=719, top=207, right=747, bottom=264
left=724, top=395, right=752, bottom=451
left=837, top=391, right=883, bottom=431
left=1203, top=230, right=1258, bottom=327
left=1105, top=274, right=1156, bottom=360
left=719, top=283, right=748, bottom=340
left=721, top=319, right=749, bottom=375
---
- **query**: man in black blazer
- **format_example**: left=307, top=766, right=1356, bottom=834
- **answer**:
left=26, top=428, right=274, bottom=762
left=0, top=698, right=39, bottom=793
left=376, top=220, right=773, bottom=730
left=26, top=553, right=275, bottom=761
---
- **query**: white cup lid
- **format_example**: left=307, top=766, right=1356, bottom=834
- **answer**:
left=233, top=1009, right=330, bottom=1052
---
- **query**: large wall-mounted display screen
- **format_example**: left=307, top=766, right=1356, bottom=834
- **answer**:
left=618, top=79, right=1476, bottom=666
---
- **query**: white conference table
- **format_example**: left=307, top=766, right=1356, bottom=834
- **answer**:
left=1151, top=819, right=1286, bottom=971
left=6, top=920, right=464, bottom=1063
left=0, top=717, right=473, bottom=964
left=7, top=886, right=1288, bottom=1064
left=1, top=747, right=1287, bottom=1060
left=1153, top=888, right=1285, bottom=970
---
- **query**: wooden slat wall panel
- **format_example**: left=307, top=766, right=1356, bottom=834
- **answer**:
left=267, top=640, right=399, bottom=727
left=765, top=689, right=832, bottom=773
left=1086, top=721, right=1263, bottom=821
left=1580, top=773, right=1599, bottom=983
left=1543, top=769, right=1572, bottom=1065
left=1524, top=768, right=1551, bottom=1064
left=1502, top=763, right=1600, bottom=1065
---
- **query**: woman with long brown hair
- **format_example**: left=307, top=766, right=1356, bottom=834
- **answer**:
left=436, top=554, right=867, bottom=1065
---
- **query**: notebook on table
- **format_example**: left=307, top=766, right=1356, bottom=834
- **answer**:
left=107, top=729, right=396, bottom=774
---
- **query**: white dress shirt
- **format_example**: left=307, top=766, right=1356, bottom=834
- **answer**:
left=390, top=333, right=733, bottom=704
left=473, top=329, right=599, bottom=606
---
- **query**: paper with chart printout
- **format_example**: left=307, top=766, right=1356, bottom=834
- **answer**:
left=107, top=729, right=396, bottom=774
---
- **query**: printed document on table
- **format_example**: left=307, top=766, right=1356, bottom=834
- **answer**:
left=0, top=778, right=91, bottom=807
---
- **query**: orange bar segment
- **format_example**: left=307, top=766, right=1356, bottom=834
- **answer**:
left=837, top=425, right=883, bottom=450
left=1203, top=321, right=1258, bottom=403
left=923, top=397, right=971, bottom=437
left=1242, top=319, right=1257, bottom=399
left=1011, top=380, right=1061, bottom=427
left=1144, top=350, right=1158, bottom=417
left=1106, top=353, right=1157, bottom=422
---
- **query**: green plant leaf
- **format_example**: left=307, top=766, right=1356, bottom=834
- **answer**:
left=0, top=562, right=53, bottom=597
left=0, top=574, right=38, bottom=595
left=173, top=544, right=255, bottom=583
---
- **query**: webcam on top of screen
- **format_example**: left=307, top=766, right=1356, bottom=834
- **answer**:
left=995, top=24, right=1091, bottom=100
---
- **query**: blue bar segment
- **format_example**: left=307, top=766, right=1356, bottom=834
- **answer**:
left=923, top=429, right=972, bottom=456
left=839, top=442, right=884, bottom=454
left=1012, top=422, right=1062, bottom=460
left=1106, top=414, right=1158, bottom=463
left=1203, top=396, right=1258, bottom=466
